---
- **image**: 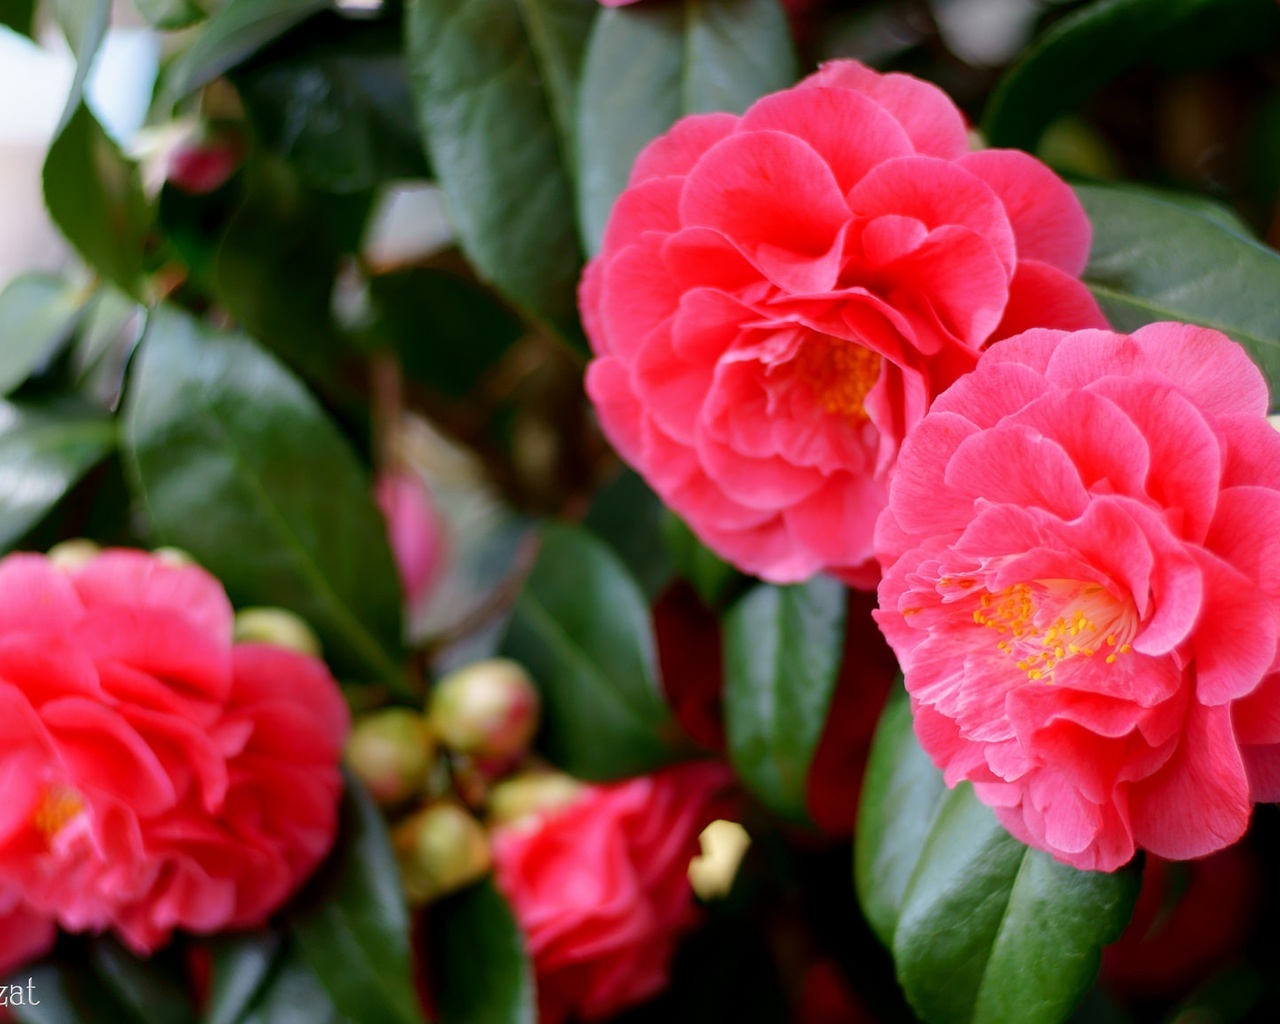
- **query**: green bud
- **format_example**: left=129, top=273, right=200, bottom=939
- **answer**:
left=234, top=607, right=323, bottom=657
left=395, top=803, right=492, bottom=905
left=429, top=658, right=540, bottom=759
left=346, top=709, right=436, bottom=808
left=153, top=546, right=198, bottom=568
left=47, top=539, right=101, bottom=571
left=487, top=771, right=585, bottom=827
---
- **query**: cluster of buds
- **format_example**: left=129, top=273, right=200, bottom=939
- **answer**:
left=346, top=658, right=578, bottom=905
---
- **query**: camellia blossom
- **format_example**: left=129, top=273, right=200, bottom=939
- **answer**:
left=875, top=323, right=1280, bottom=871
left=582, top=58, right=1104, bottom=585
left=0, top=549, right=349, bottom=956
left=491, top=762, right=732, bottom=1023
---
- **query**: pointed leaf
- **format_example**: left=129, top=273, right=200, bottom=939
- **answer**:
left=203, top=933, right=283, bottom=1024
left=0, top=274, right=89, bottom=396
left=501, top=521, right=684, bottom=779
left=121, top=305, right=406, bottom=685
left=575, top=0, right=798, bottom=254
left=723, top=577, right=845, bottom=823
left=429, top=880, right=535, bottom=1024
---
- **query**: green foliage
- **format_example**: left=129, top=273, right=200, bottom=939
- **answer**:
left=429, top=881, right=537, bottom=1024
left=856, top=691, right=1141, bottom=1024
left=0, top=274, right=89, bottom=395
left=0, top=0, right=35, bottom=37
left=723, top=577, right=845, bottom=823
left=133, top=0, right=206, bottom=30
left=501, top=521, right=685, bottom=779
left=121, top=305, right=406, bottom=686
left=575, top=0, right=798, bottom=253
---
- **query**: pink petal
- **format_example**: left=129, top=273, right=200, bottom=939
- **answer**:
left=628, top=112, right=738, bottom=185
left=1191, top=548, right=1277, bottom=705
left=600, top=176, right=682, bottom=259
left=987, top=260, right=1107, bottom=342
left=1132, top=322, right=1270, bottom=417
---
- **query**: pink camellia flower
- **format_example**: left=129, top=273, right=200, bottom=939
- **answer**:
left=491, top=762, right=732, bottom=1023
left=875, top=323, right=1280, bottom=871
left=0, top=898, right=55, bottom=977
left=582, top=58, right=1104, bottom=586
left=0, top=549, right=349, bottom=954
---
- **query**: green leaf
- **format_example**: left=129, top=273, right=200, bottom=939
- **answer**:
left=165, top=0, right=331, bottom=98
left=429, top=880, right=536, bottom=1024
left=238, top=942, right=351, bottom=1024
left=291, top=775, right=426, bottom=1024
left=511, top=0, right=597, bottom=170
left=1077, top=183, right=1280, bottom=397
left=0, top=398, right=115, bottom=551
left=575, top=0, right=798, bottom=254
left=984, top=0, right=1280, bottom=150
left=203, top=933, right=283, bottom=1024
left=855, top=689, right=1140, bottom=1024
left=0, top=0, right=36, bottom=37
left=405, top=0, right=588, bottom=337
left=121, top=305, right=406, bottom=685
left=723, top=577, right=845, bottom=822
left=134, top=0, right=206, bottom=30
left=0, top=274, right=89, bottom=395
left=50, top=0, right=110, bottom=127
left=12, top=962, right=148, bottom=1024
left=233, top=14, right=429, bottom=193
left=43, top=104, right=152, bottom=301
left=581, top=469, right=674, bottom=599
left=501, top=521, right=684, bottom=779
left=89, top=940, right=195, bottom=1024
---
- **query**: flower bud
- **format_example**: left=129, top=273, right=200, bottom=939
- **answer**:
left=487, top=771, right=584, bottom=828
left=153, top=546, right=198, bottom=568
left=429, top=659, right=540, bottom=760
left=234, top=607, right=323, bottom=657
left=166, top=124, right=244, bottom=195
left=394, top=803, right=491, bottom=905
left=346, top=709, right=436, bottom=808
left=375, top=471, right=446, bottom=613
left=47, top=539, right=101, bottom=571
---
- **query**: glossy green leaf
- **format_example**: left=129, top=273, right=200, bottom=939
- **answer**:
left=234, top=14, right=429, bottom=193
left=50, top=0, right=110, bottom=126
left=501, top=521, right=684, bottom=779
left=238, top=942, right=351, bottom=1024
left=0, top=0, right=36, bottom=37
left=984, top=0, right=1280, bottom=150
left=855, top=690, right=1140, bottom=1024
left=723, top=577, right=845, bottom=822
left=0, top=274, right=88, bottom=396
left=1077, top=183, right=1280, bottom=396
left=89, top=940, right=194, bottom=1024
left=0, top=398, right=115, bottom=551
left=12, top=962, right=149, bottom=1024
left=291, top=776, right=426, bottom=1024
left=134, top=0, right=206, bottom=30
left=575, top=0, right=798, bottom=253
left=512, top=0, right=597, bottom=168
left=43, top=104, right=151, bottom=301
left=121, top=305, right=406, bottom=685
left=165, top=0, right=331, bottom=98
left=203, top=933, right=283, bottom=1024
left=429, top=880, right=536, bottom=1024
left=581, top=468, right=674, bottom=599
left=405, top=0, right=588, bottom=337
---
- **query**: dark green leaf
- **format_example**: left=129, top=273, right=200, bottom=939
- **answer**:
left=203, top=932, right=283, bottom=1024
left=855, top=689, right=1140, bottom=1024
left=165, top=0, right=331, bottom=98
left=0, top=274, right=89, bottom=395
left=984, top=0, right=1280, bottom=150
left=234, top=14, right=429, bottom=193
left=134, top=0, right=206, bottom=29
left=661, top=513, right=739, bottom=609
left=239, top=942, right=351, bottom=1024
left=0, top=398, right=115, bottom=551
left=43, top=104, right=151, bottom=301
left=405, top=0, right=587, bottom=337
left=723, top=577, right=845, bottom=822
left=0, top=0, right=36, bottom=37
left=89, top=939, right=194, bottom=1024
left=12, top=962, right=147, bottom=1024
left=1077, top=183, right=1280, bottom=398
left=429, top=880, right=536, bottom=1024
left=121, top=305, right=406, bottom=685
left=581, top=469, right=674, bottom=599
left=501, top=521, right=684, bottom=779
left=291, top=775, right=426, bottom=1024
left=511, top=0, right=597, bottom=168
left=50, top=0, right=110, bottom=127
left=369, top=267, right=524, bottom=399
left=576, top=0, right=798, bottom=253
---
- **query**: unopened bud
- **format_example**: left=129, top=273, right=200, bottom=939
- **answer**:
left=347, top=709, right=436, bottom=807
left=166, top=124, right=244, bottom=195
left=395, top=803, right=491, bottom=904
left=487, top=771, right=584, bottom=827
left=429, top=659, right=540, bottom=760
left=47, top=539, right=101, bottom=571
left=234, top=607, right=323, bottom=657
left=154, top=546, right=197, bottom=568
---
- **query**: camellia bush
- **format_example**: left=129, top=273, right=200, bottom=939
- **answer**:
left=4, top=0, right=1280, bottom=1021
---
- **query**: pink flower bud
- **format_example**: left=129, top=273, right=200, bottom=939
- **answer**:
left=375, top=471, right=446, bottom=613
left=233, top=606, right=323, bottom=657
left=394, top=803, right=491, bottom=904
left=166, top=126, right=244, bottom=195
left=429, top=659, right=540, bottom=760
left=346, top=709, right=436, bottom=808
left=487, top=771, right=585, bottom=827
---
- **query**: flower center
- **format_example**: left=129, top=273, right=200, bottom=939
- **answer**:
left=34, top=785, right=85, bottom=842
left=794, top=335, right=881, bottom=421
left=970, top=580, right=1136, bottom=682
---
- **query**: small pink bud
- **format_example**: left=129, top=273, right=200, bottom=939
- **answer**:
left=487, top=771, right=584, bottom=827
left=394, top=803, right=491, bottom=904
left=233, top=607, right=323, bottom=657
left=166, top=126, right=244, bottom=195
left=346, top=709, right=436, bottom=808
left=376, top=471, right=446, bottom=612
left=429, top=659, right=540, bottom=760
